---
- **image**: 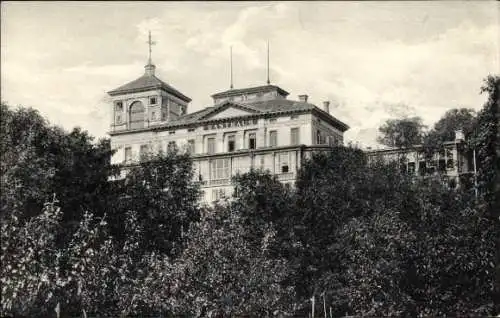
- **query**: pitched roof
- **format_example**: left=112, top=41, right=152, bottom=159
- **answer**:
left=107, top=73, right=192, bottom=102
left=147, top=99, right=349, bottom=132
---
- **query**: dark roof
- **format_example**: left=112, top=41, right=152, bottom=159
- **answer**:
left=133, top=99, right=349, bottom=132
left=107, top=73, right=191, bottom=102
left=211, top=85, right=289, bottom=98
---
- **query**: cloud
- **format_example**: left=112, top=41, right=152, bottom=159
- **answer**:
left=1, top=2, right=498, bottom=147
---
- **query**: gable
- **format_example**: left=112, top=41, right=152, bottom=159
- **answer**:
left=201, top=103, right=261, bottom=120
left=209, top=107, right=255, bottom=119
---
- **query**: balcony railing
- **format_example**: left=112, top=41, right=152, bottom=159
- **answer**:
left=207, top=178, right=231, bottom=186
left=276, top=172, right=295, bottom=181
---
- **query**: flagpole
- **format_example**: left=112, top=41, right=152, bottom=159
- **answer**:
left=473, top=148, right=478, bottom=198
left=311, top=295, right=315, bottom=318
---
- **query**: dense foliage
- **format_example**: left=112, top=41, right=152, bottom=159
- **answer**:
left=1, top=74, right=498, bottom=317
left=377, top=116, right=425, bottom=148
left=0, top=103, right=116, bottom=225
left=422, top=108, right=476, bottom=158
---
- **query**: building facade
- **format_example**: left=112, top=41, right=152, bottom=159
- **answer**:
left=107, top=61, right=349, bottom=203
left=365, top=131, right=475, bottom=188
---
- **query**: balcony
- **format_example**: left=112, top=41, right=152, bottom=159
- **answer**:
left=110, top=120, right=158, bottom=133
left=202, top=178, right=231, bottom=187
left=276, top=172, right=295, bottom=181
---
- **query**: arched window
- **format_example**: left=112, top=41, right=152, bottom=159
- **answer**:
left=129, top=101, right=145, bottom=129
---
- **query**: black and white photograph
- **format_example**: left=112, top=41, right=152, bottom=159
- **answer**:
left=1, top=1, right=499, bottom=317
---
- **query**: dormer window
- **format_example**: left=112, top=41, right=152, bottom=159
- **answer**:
left=150, top=97, right=157, bottom=105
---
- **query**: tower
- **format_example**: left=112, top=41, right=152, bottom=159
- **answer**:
left=107, top=31, right=191, bottom=132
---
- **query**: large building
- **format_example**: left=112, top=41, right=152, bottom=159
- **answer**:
left=365, top=130, right=476, bottom=188
left=107, top=57, right=349, bottom=203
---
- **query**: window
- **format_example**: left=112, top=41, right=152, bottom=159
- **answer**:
left=124, top=147, right=132, bottom=162
left=151, top=111, right=156, bottom=120
left=290, top=115, right=299, bottom=120
left=168, top=141, right=176, bottom=151
left=438, top=149, right=445, bottom=159
left=408, top=162, right=416, bottom=175
left=327, top=136, right=335, bottom=146
left=139, top=144, right=149, bottom=161
left=446, top=149, right=454, bottom=169
left=116, top=115, right=122, bottom=124
left=277, top=152, right=290, bottom=173
left=269, top=118, right=277, bottom=123
left=316, top=130, right=322, bottom=144
left=269, top=130, right=278, bottom=147
left=438, top=159, right=446, bottom=172
left=419, top=161, right=427, bottom=176
left=207, top=137, right=216, bottom=154
left=150, top=97, right=157, bottom=105
left=447, top=157, right=454, bottom=169
left=212, top=188, right=226, bottom=201
left=210, top=159, right=230, bottom=180
left=169, top=130, right=176, bottom=135
left=187, top=139, right=195, bottom=153
left=129, top=101, right=145, bottom=129
left=115, top=101, right=123, bottom=111
left=449, top=178, right=457, bottom=189
left=188, top=128, right=196, bottom=132
left=181, top=106, right=186, bottom=115
left=291, top=128, right=300, bottom=145
left=227, top=135, right=236, bottom=152
left=249, top=132, right=256, bottom=149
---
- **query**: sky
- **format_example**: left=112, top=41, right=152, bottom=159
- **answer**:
left=1, top=1, right=499, bottom=148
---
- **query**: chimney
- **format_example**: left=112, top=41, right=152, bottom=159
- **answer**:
left=298, top=94, right=308, bottom=102
left=323, top=101, right=330, bottom=113
left=455, top=129, right=464, bottom=141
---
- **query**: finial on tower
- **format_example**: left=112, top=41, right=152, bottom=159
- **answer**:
left=147, top=30, right=156, bottom=65
left=145, top=31, right=157, bottom=76
left=266, top=40, right=270, bottom=85
left=230, top=46, right=234, bottom=89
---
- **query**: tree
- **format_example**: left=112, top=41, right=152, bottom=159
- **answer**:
left=402, top=177, right=496, bottom=316
left=1, top=197, right=64, bottom=317
left=175, top=206, right=296, bottom=317
left=331, top=209, right=416, bottom=316
left=174, top=171, right=297, bottom=316
left=467, top=74, right=499, bottom=314
left=422, top=108, right=476, bottom=160
left=110, top=148, right=202, bottom=257
left=0, top=103, right=117, bottom=226
left=62, top=210, right=116, bottom=316
left=294, top=147, right=416, bottom=315
left=377, top=117, right=425, bottom=148
left=427, top=108, right=476, bottom=143
left=468, top=75, right=500, bottom=209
